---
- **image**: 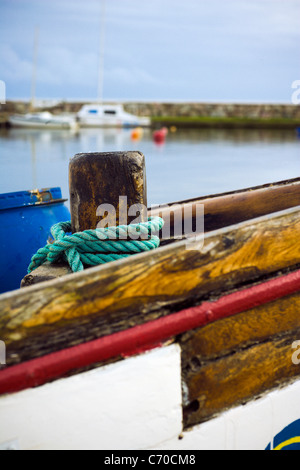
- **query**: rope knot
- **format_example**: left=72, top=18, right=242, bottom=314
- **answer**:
left=28, top=217, right=164, bottom=274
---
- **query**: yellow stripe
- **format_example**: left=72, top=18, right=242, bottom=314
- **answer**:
left=274, top=437, right=300, bottom=450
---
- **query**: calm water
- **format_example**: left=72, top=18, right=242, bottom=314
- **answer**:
left=0, top=127, right=299, bottom=207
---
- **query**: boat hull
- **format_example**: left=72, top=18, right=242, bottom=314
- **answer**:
left=78, top=118, right=151, bottom=128
left=77, top=104, right=151, bottom=128
left=9, top=114, right=78, bottom=130
left=0, top=343, right=299, bottom=450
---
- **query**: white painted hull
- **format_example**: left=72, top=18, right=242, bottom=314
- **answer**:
left=78, top=118, right=151, bottom=128
left=9, top=114, right=78, bottom=131
left=77, top=104, right=151, bottom=128
left=79, top=121, right=150, bottom=128
left=1, top=344, right=300, bottom=450
left=9, top=120, right=75, bottom=130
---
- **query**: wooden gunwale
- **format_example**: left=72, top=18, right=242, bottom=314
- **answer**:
left=21, top=176, right=300, bottom=284
left=0, top=268, right=299, bottom=396
left=152, top=177, right=300, bottom=237
left=0, top=178, right=300, bottom=366
left=0, top=201, right=300, bottom=367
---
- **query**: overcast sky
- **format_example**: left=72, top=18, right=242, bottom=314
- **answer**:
left=0, top=0, right=299, bottom=102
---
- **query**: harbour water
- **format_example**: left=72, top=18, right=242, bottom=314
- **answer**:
left=0, top=127, right=299, bottom=207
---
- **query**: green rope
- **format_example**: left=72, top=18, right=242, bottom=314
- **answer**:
left=28, top=216, right=164, bottom=274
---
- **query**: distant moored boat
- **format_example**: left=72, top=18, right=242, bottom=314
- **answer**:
left=9, top=112, right=78, bottom=130
left=77, top=104, right=151, bottom=128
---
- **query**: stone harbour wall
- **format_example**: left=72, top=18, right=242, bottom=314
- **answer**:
left=1, top=101, right=300, bottom=127
left=123, top=102, right=300, bottom=119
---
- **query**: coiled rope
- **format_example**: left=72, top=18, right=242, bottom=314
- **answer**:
left=28, top=216, right=164, bottom=274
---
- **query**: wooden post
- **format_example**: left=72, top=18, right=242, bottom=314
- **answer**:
left=69, top=152, right=147, bottom=232
left=22, top=151, right=147, bottom=287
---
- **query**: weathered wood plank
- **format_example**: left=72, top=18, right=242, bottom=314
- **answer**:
left=21, top=177, right=300, bottom=287
left=1, top=206, right=300, bottom=365
left=152, top=177, right=300, bottom=237
left=180, top=291, right=300, bottom=364
left=181, top=288, right=300, bottom=427
left=182, top=329, right=300, bottom=428
left=21, top=262, right=72, bottom=287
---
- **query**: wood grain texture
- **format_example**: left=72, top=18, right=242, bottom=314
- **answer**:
left=69, top=152, right=147, bottom=232
left=21, top=177, right=300, bottom=287
left=1, top=270, right=299, bottom=395
left=183, top=329, right=300, bottom=428
left=181, top=291, right=300, bottom=363
left=152, top=177, right=300, bottom=237
left=1, top=206, right=300, bottom=365
left=181, top=290, right=300, bottom=427
left=21, top=262, right=72, bottom=287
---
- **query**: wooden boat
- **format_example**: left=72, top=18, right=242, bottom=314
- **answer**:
left=0, top=153, right=300, bottom=450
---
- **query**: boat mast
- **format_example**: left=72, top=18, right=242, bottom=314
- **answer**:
left=97, top=0, right=106, bottom=104
left=31, top=27, right=39, bottom=111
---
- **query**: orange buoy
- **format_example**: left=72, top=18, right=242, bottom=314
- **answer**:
left=131, top=127, right=143, bottom=141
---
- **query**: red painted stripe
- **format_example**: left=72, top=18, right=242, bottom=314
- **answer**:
left=1, top=269, right=300, bottom=396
